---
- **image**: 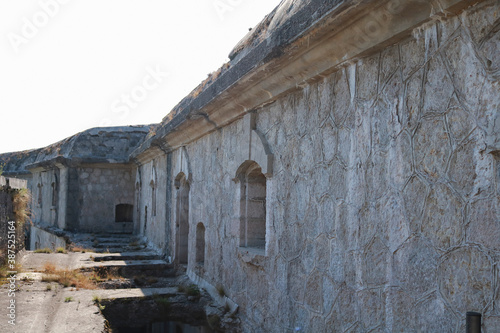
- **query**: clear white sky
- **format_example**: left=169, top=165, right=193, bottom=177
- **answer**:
left=0, top=0, right=282, bottom=153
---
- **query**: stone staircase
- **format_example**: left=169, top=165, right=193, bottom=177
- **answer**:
left=15, top=232, right=233, bottom=332
left=91, top=234, right=148, bottom=253
left=76, top=233, right=176, bottom=288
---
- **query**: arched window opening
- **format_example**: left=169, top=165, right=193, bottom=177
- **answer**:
left=37, top=183, right=43, bottom=205
left=51, top=172, right=59, bottom=207
left=144, top=206, right=148, bottom=234
left=51, top=182, right=57, bottom=207
left=237, top=161, right=266, bottom=250
left=135, top=182, right=141, bottom=231
left=196, top=223, right=206, bottom=265
left=151, top=180, right=157, bottom=217
left=115, top=204, right=133, bottom=222
left=151, top=165, right=157, bottom=217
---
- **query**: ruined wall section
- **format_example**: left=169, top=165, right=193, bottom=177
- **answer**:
left=0, top=149, right=41, bottom=189
left=0, top=189, right=14, bottom=260
left=0, top=176, right=28, bottom=190
left=0, top=182, right=28, bottom=257
left=163, top=1, right=500, bottom=331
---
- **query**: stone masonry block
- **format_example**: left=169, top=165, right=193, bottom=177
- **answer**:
left=422, top=183, right=464, bottom=250
left=392, top=236, right=438, bottom=298
left=423, top=55, right=454, bottom=115
left=414, top=117, right=451, bottom=181
left=438, top=246, right=493, bottom=315
left=467, top=197, right=500, bottom=251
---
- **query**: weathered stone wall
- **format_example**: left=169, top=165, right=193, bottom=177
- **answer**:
left=0, top=190, right=14, bottom=262
left=141, top=1, right=500, bottom=331
left=66, top=167, right=80, bottom=231
left=0, top=176, right=28, bottom=190
left=0, top=182, right=28, bottom=260
left=29, top=225, right=66, bottom=251
left=31, top=169, right=59, bottom=227
left=32, top=164, right=137, bottom=233
left=73, top=165, right=135, bottom=233
left=57, top=166, right=69, bottom=229
left=137, top=156, right=169, bottom=252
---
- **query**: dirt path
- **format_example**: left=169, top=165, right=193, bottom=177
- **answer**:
left=0, top=252, right=107, bottom=333
left=0, top=233, right=229, bottom=333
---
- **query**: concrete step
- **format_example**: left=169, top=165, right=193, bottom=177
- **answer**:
left=93, top=245, right=147, bottom=253
left=83, top=259, right=168, bottom=268
left=93, top=233, right=133, bottom=238
left=83, top=287, right=180, bottom=299
left=94, top=238, right=136, bottom=244
left=94, top=242, right=135, bottom=248
left=81, top=259, right=174, bottom=277
left=92, top=252, right=161, bottom=262
left=94, top=235, right=138, bottom=241
left=93, top=248, right=135, bottom=254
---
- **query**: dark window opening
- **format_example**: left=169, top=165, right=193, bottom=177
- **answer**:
left=152, top=183, right=157, bottom=217
left=196, top=223, right=206, bottom=265
left=51, top=182, right=57, bottom=207
left=144, top=206, right=148, bottom=233
left=37, top=183, right=43, bottom=205
left=115, top=204, right=133, bottom=222
left=237, top=161, right=267, bottom=249
left=175, top=173, right=190, bottom=265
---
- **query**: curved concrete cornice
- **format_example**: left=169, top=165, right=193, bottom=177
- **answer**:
left=131, top=0, right=480, bottom=162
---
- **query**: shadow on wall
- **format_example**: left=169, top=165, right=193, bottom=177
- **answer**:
left=29, top=226, right=66, bottom=251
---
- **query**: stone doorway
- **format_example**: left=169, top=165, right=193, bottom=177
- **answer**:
left=175, top=173, right=190, bottom=265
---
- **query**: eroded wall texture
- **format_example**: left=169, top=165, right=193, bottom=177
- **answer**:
left=73, top=165, right=136, bottom=233
left=32, top=169, right=60, bottom=227
left=32, top=165, right=136, bottom=233
left=137, top=156, right=169, bottom=251
left=139, top=1, right=500, bottom=331
left=29, top=226, right=66, bottom=251
left=0, top=189, right=14, bottom=259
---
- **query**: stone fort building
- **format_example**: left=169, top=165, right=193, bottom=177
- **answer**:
left=1, top=0, right=500, bottom=331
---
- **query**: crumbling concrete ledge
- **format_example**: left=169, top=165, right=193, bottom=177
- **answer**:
left=29, top=225, right=67, bottom=251
left=132, top=0, right=482, bottom=159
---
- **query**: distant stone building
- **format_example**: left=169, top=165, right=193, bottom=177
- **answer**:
left=1, top=126, right=151, bottom=233
left=2, top=0, right=500, bottom=331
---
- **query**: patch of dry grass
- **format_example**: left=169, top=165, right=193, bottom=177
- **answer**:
left=34, top=248, right=52, bottom=254
left=0, top=261, right=9, bottom=285
left=12, top=188, right=31, bottom=226
left=90, top=267, right=123, bottom=282
left=133, top=275, right=157, bottom=286
left=41, top=262, right=96, bottom=289
left=70, top=246, right=93, bottom=253
left=0, top=258, right=22, bottom=285
left=42, top=262, right=57, bottom=274
left=216, top=284, right=226, bottom=297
